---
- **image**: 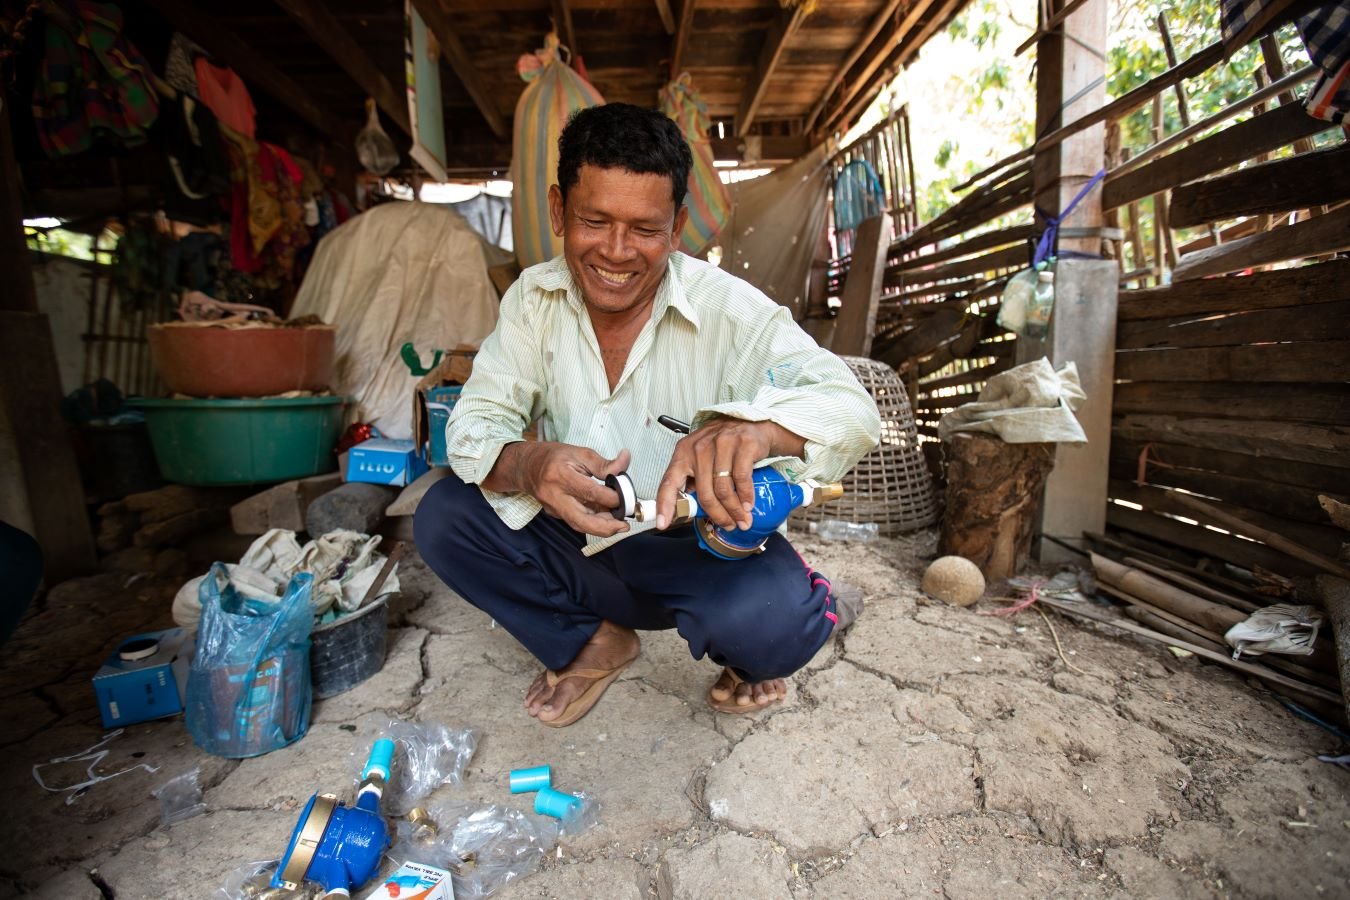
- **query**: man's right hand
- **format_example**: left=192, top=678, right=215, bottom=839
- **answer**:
left=484, top=442, right=632, bottom=538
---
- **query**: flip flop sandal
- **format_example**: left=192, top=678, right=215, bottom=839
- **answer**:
left=707, top=667, right=785, bottom=715
left=538, top=660, right=634, bottom=728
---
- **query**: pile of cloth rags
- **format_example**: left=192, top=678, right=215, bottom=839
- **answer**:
left=172, top=528, right=400, bottom=633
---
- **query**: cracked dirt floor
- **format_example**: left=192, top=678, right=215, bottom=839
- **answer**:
left=2, top=529, right=1348, bottom=899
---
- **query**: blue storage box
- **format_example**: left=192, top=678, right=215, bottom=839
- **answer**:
left=93, top=628, right=194, bottom=728
left=347, top=438, right=429, bottom=486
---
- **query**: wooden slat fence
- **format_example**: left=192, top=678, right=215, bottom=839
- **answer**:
left=828, top=8, right=1349, bottom=583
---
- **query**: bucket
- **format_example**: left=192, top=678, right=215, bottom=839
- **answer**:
left=148, top=324, right=336, bottom=397
left=133, top=396, right=345, bottom=486
left=311, top=597, right=389, bottom=699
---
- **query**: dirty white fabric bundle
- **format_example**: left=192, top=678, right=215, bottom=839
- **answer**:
left=171, top=528, right=400, bottom=632
left=1224, top=604, right=1323, bottom=659
left=938, top=356, right=1088, bottom=444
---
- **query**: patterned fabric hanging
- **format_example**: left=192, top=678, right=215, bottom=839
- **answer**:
left=31, top=0, right=159, bottom=158
left=509, top=33, right=605, bottom=268
left=660, top=73, right=733, bottom=258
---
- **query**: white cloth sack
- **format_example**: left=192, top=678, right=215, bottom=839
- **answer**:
left=938, top=357, right=1088, bottom=444
left=1225, top=604, right=1323, bottom=659
left=172, top=528, right=400, bottom=633
left=289, top=201, right=505, bottom=439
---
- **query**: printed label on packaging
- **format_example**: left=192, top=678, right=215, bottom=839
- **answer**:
left=362, top=860, right=455, bottom=900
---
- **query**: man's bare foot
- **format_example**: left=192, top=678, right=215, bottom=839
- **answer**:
left=708, top=667, right=786, bottom=713
left=524, top=621, right=640, bottom=725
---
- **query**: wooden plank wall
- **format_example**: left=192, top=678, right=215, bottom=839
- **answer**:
left=828, top=15, right=1350, bottom=588
left=1110, top=261, right=1349, bottom=578
left=1098, top=30, right=1349, bottom=580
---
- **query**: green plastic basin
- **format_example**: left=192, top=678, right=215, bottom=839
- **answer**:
left=133, top=396, right=345, bottom=486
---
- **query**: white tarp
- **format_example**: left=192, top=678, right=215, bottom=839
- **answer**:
left=938, top=357, right=1088, bottom=444
left=290, top=201, right=504, bottom=438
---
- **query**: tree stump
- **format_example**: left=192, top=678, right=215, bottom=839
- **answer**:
left=938, top=432, right=1056, bottom=580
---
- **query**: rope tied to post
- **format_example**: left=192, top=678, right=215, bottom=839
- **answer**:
left=1032, top=166, right=1107, bottom=266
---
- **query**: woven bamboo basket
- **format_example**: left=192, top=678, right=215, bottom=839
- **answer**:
left=791, top=355, right=939, bottom=535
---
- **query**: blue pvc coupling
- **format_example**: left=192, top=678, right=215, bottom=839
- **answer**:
left=509, top=765, right=552, bottom=794
left=534, top=786, right=582, bottom=819
left=363, top=738, right=396, bottom=781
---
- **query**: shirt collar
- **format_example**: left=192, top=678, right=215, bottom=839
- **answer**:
left=530, top=253, right=701, bottom=330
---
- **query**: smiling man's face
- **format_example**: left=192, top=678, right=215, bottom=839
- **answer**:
left=548, top=164, right=689, bottom=323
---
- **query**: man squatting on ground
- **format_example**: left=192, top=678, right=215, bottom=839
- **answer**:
left=414, top=103, right=882, bottom=727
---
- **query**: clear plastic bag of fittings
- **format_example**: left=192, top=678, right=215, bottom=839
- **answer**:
left=214, top=858, right=321, bottom=900
left=385, top=796, right=600, bottom=900
left=152, top=767, right=207, bottom=827
left=347, top=718, right=479, bottom=815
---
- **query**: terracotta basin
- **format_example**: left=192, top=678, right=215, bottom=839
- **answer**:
left=148, top=324, right=336, bottom=398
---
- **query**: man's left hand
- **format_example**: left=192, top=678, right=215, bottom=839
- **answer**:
left=653, top=417, right=805, bottom=531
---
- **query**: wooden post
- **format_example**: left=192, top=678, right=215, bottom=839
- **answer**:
left=1018, top=0, right=1114, bottom=564
left=0, top=100, right=37, bottom=316
left=0, top=98, right=97, bottom=581
left=830, top=213, right=892, bottom=357
left=1315, top=576, right=1350, bottom=726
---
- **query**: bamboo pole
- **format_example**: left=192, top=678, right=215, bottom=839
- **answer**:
left=1121, top=556, right=1260, bottom=613
left=1093, top=553, right=1246, bottom=633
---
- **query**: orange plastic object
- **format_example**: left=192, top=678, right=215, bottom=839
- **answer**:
left=148, top=324, right=335, bottom=398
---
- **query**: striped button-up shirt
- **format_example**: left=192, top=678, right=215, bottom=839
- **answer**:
left=446, top=252, right=882, bottom=554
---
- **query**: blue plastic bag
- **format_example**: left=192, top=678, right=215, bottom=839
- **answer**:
left=186, top=564, right=313, bottom=758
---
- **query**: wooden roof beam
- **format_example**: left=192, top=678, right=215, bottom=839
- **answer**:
left=803, top=0, right=904, bottom=134
left=654, top=0, right=677, bottom=34
left=409, top=0, right=510, bottom=141
left=736, top=3, right=809, bottom=137
left=670, top=0, right=697, bottom=78
left=142, top=0, right=339, bottom=138
left=551, top=0, right=579, bottom=58
left=271, top=0, right=411, bottom=137
left=815, top=0, right=943, bottom=138
left=820, top=0, right=963, bottom=137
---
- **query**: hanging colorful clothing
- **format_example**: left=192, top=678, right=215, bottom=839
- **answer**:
left=660, top=73, right=733, bottom=258
left=31, top=0, right=159, bottom=157
left=219, top=123, right=273, bottom=274
left=1221, top=0, right=1350, bottom=124
left=194, top=58, right=257, bottom=137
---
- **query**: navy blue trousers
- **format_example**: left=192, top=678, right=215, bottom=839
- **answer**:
left=413, top=473, right=839, bottom=683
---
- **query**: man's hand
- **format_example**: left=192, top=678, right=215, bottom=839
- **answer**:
left=485, top=442, right=632, bottom=537
left=653, top=418, right=805, bottom=531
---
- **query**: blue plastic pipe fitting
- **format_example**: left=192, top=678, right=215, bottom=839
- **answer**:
left=534, top=786, right=582, bottom=819
left=509, top=765, right=552, bottom=794
left=362, top=737, right=396, bottom=782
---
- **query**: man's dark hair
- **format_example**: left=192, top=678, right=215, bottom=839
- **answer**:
left=557, top=103, right=692, bottom=210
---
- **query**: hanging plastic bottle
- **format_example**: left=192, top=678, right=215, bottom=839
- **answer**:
left=1025, top=268, right=1056, bottom=339
left=997, top=267, right=1038, bottom=334
left=356, top=98, right=399, bottom=176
